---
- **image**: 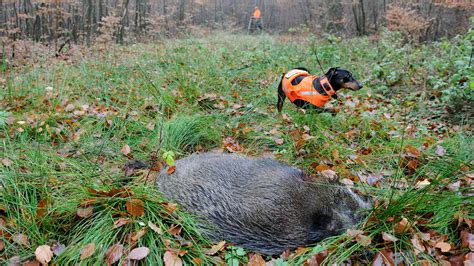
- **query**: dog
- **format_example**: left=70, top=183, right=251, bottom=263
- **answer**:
left=157, top=153, right=369, bottom=255
left=277, top=67, right=363, bottom=112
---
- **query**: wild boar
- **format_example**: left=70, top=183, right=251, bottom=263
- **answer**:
left=157, top=152, right=369, bottom=255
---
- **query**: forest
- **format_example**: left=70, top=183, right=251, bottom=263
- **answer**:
left=0, top=0, right=473, bottom=265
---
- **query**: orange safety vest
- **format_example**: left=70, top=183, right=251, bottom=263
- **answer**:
left=253, top=8, right=261, bottom=18
left=281, top=69, right=336, bottom=108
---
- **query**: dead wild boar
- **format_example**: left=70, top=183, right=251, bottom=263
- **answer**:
left=157, top=152, right=369, bottom=255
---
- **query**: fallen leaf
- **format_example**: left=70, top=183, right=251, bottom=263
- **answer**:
left=77, top=206, right=94, bottom=218
left=247, top=253, right=265, bottom=266
left=461, top=231, right=474, bottom=251
left=126, top=199, right=145, bottom=217
left=13, top=233, right=30, bottom=247
left=415, top=179, right=431, bottom=189
left=121, top=144, right=131, bottom=156
left=405, top=145, right=421, bottom=157
left=113, top=218, right=132, bottom=229
left=411, top=235, right=425, bottom=255
left=128, top=247, right=150, bottom=260
left=394, top=217, right=409, bottom=234
left=52, top=242, right=66, bottom=256
left=435, top=241, right=451, bottom=252
left=382, top=232, right=398, bottom=242
left=465, top=252, right=474, bottom=264
left=148, top=221, right=162, bottom=235
left=9, top=256, right=20, bottom=265
left=379, top=249, right=395, bottom=266
left=435, top=145, right=446, bottom=156
left=105, top=243, right=123, bottom=265
left=205, top=241, right=225, bottom=255
left=80, top=243, right=96, bottom=260
left=131, top=228, right=147, bottom=242
left=447, top=181, right=461, bottom=191
left=273, top=137, right=284, bottom=145
left=163, top=250, right=182, bottom=266
left=372, top=253, right=384, bottom=266
left=167, top=224, right=182, bottom=236
left=21, top=261, right=39, bottom=266
left=321, top=169, right=337, bottom=180
left=340, top=178, right=354, bottom=186
left=1, top=158, right=13, bottom=167
left=356, top=234, right=372, bottom=247
left=347, top=229, right=364, bottom=237
left=167, top=165, right=176, bottom=174
left=0, top=240, right=4, bottom=251
left=36, top=199, right=47, bottom=219
left=35, top=245, right=53, bottom=265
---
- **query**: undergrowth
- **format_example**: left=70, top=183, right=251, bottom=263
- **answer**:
left=0, top=29, right=472, bottom=265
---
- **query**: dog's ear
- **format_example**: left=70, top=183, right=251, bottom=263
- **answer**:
left=325, top=67, right=337, bottom=78
left=277, top=76, right=286, bottom=113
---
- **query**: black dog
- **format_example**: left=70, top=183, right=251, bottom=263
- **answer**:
left=277, top=67, right=363, bottom=113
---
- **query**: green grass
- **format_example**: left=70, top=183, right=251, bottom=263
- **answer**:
left=0, top=30, right=473, bottom=264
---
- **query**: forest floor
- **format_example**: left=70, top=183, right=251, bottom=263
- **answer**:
left=0, top=32, right=473, bottom=265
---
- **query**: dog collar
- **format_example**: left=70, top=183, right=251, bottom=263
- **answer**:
left=319, top=76, right=336, bottom=96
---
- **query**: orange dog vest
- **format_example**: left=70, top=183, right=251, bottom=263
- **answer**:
left=282, top=69, right=336, bottom=108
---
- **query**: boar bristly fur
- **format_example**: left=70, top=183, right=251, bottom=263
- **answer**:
left=157, top=153, right=369, bottom=255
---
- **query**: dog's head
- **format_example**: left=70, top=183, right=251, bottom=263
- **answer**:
left=326, top=67, right=363, bottom=91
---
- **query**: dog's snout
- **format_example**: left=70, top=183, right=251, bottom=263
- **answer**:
left=358, top=82, right=363, bottom=89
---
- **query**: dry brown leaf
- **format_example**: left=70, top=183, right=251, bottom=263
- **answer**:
left=379, top=249, right=395, bottom=266
left=121, top=144, right=131, bottom=156
left=113, top=217, right=132, bottom=229
left=167, top=165, right=176, bottom=174
left=411, top=235, right=425, bottom=255
left=163, top=202, right=178, bottom=213
left=372, top=253, right=384, bottom=266
left=126, top=199, right=145, bottom=217
left=394, top=217, right=409, bottom=233
left=35, top=245, right=53, bottom=265
left=465, top=252, right=474, bottom=264
left=321, top=169, right=337, bottom=180
left=13, top=233, right=30, bottom=247
left=77, top=206, right=94, bottom=218
left=347, top=229, right=364, bottom=237
left=128, top=247, right=150, bottom=260
left=36, top=199, right=47, bottom=219
left=205, top=241, right=226, bottom=255
left=273, top=137, right=284, bottom=145
left=1, top=158, right=13, bottom=167
left=80, top=243, right=96, bottom=260
left=22, top=261, right=40, bottom=266
left=382, top=232, right=398, bottom=242
left=415, top=179, right=431, bottom=189
left=168, top=224, right=182, bottom=236
left=247, top=253, right=265, bottom=266
left=434, top=241, right=451, bottom=252
left=0, top=240, right=4, bottom=251
left=105, top=243, right=123, bottom=265
left=405, top=145, right=421, bottom=157
left=461, top=231, right=474, bottom=251
left=131, top=228, right=147, bottom=242
left=163, top=250, right=182, bottom=266
left=148, top=221, right=162, bottom=235
left=356, top=234, right=372, bottom=247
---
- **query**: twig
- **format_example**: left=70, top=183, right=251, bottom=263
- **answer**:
left=136, top=65, right=166, bottom=184
left=310, top=41, right=325, bottom=74
left=55, top=38, right=70, bottom=57
left=469, top=40, right=473, bottom=68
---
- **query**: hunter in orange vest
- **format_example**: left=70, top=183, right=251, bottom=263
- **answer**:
left=277, top=67, right=363, bottom=112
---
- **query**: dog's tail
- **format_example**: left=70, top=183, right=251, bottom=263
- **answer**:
left=277, top=76, right=286, bottom=113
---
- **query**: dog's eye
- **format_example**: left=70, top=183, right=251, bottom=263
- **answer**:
left=343, top=77, right=350, bottom=82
